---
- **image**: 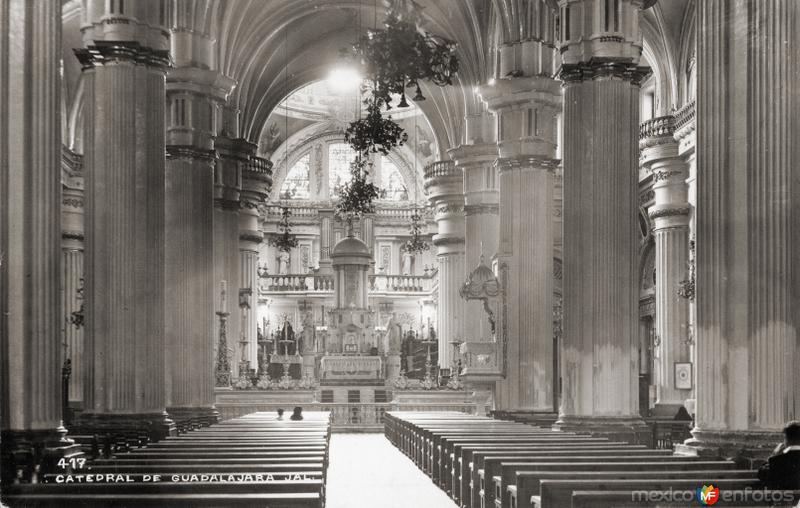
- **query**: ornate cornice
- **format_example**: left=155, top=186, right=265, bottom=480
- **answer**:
left=464, top=204, right=499, bottom=216
left=648, top=206, right=691, bottom=219
left=166, top=145, right=217, bottom=162
left=214, top=198, right=240, bottom=211
left=559, top=61, right=651, bottom=86
left=496, top=156, right=560, bottom=173
left=432, top=236, right=465, bottom=247
left=240, top=232, right=263, bottom=244
left=62, top=231, right=84, bottom=241
left=74, top=41, right=171, bottom=70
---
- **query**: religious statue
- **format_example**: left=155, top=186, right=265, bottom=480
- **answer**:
left=385, top=312, right=402, bottom=354
left=401, top=249, right=413, bottom=275
left=301, top=313, right=315, bottom=354
left=278, top=250, right=290, bottom=274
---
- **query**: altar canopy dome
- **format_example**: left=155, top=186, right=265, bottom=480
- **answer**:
left=331, top=234, right=372, bottom=266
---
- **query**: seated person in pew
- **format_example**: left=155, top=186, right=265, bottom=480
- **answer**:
left=277, top=408, right=285, bottom=420
left=759, top=421, right=800, bottom=490
left=291, top=407, right=304, bottom=421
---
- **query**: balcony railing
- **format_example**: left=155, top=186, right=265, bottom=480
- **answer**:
left=260, top=274, right=334, bottom=292
left=639, top=115, right=675, bottom=141
left=260, top=273, right=437, bottom=294
left=423, top=160, right=459, bottom=180
left=673, top=100, right=696, bottom=132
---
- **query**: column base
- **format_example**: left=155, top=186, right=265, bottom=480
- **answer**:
left=675, top=428, right=783, bottom=466
left=1, top=426, right=84, bottom=485
left=167, top=406, right=221, bottom=430
left=554, top=415, right=652, bottom=445
left=74, top=411, right=178, bottom=443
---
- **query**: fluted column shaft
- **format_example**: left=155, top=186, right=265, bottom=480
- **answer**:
left=556, top=0, right=650, bottom=437
left=1, top=1, right=82, bottom=477
left=480, top=72, right=560, bottom=412
left=61, top=175, right=85, bottom=405
left=164, top=31, right=235, bottom=421
left=640, top=118, right=691, bottom=415
left=450, top=140, right=499, bottom=343
left=425, top=161, right=466, bottom=369
left=75, top=2, right=175, bottom=437
left=686, top=0, right=799, bottom=455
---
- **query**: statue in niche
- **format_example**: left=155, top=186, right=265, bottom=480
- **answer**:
left=278, top=250, right=290, bottom=274
left=401, top=249, right=413, bottom=275
left=301, top=313, right=315, bottom=354
left=261, top=122, right=282, bottom=154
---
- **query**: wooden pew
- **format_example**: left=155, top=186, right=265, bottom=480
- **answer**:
left=2, top=411, right=332, bottom=508
left=571, top=489, right=800, bottom=507
left=509, top=467, right=754, bottom=508
left=533, top=478, right=762, bottom=508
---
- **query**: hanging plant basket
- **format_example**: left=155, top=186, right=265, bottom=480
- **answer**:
left=268, top=206, right=299, bottom=253
left=345, top=99, right=408, bottom=157
left=350, top=9, right=459, bottom=109
left=335, top=157, right=382, bottom=217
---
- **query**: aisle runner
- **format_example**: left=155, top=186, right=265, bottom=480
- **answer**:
left=326, top=434, right=458, bottom=508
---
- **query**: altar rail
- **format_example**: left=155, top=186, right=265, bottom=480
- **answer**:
left=214, top=401, right=478, bottom=431
left=260, top=273, right=435, bottom=294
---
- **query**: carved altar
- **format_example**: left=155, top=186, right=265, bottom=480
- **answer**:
left=320, top=356, right=382, bottom=381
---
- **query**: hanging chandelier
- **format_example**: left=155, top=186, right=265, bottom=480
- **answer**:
left=402, top=208, right=429, bottom=255
left=268, top=206, right=299, bottom=253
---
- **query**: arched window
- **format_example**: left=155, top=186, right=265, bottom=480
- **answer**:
left=381, top=157, right=409, bottom=201
left=280, top=153, right=311, bottom=199
left=328, top=143, right=355, bottom=195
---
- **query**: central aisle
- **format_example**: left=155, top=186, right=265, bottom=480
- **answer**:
left=325, top=434, right=459, bottom=508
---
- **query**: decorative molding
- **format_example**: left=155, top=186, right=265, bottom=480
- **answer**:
left=648, top=206, right=691, bottom=219
left=651, top=169, right=684, bottom=182
left=463, top=204, right=499, bottom=216
left=62, top=231, right=85, bottom=241
left=240, top=232, right=264, bottom=244
left=74, top=41, right=171, bottom=70
left=214, top=198, right=240, bottom=211
left=435, top=203, right=464, bottom=215
left=166, top=145, right=217, bottom=162
left=639, top=189, right=655, bottom=205
left=432, top=236, right=465, bottom=247
left=62, top=198, right=84, bottom=208
left=559, top=62, right=651, bottom=86
left=496, top=156, right=560, bottom=173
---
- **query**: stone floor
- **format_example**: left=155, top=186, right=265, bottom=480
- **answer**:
left=326, top=433, right=458, bottom=508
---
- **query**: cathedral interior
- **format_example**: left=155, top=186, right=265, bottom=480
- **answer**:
left=1, top=0, right=798, bottom=506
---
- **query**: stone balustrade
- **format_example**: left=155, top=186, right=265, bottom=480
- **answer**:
left=260, top=272, right=437, bottom=295
left=639, top=115, right=676, bottom=146
left=673, top=99, right=696, bottom=132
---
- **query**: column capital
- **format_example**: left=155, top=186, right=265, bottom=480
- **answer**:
left=166, top=146, right=217, bottom=162
left=423, top=160, right=462, bottom=198
left=477, top=76, right=561, bottom=113
left=448, top=143, right=498, bottom=168
left=166, top=68, right=237, bottom=103
left=74, top=41, right=170, bottom=71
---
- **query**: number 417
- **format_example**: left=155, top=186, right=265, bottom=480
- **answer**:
left=57, top=457, right=86, bottom=469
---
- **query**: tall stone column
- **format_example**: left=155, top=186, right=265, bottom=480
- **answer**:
left=75, top=1, right=175, bottom=438
left=240, top=155, right=272, bottom=374
left=480, top=75, right=560, bottom=412
left=555, top=0, right=651, bottom=440
left=164, top=25, right=236, bottom=424
left=449, top=113, right=499, bottom=343
left=61, top=149, right=85, bottom=408
left=640, top=116, right=691, bottom=417
left=1, top=0, right=83, bottom=482
left=424, top=161, right=466, bottom=369
left=214, top=135, right=246, bottom=380
left=680, top=0, right=799, bottom=458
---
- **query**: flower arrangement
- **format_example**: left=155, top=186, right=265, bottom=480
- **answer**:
left=335, top=157, right=382, bottom=217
